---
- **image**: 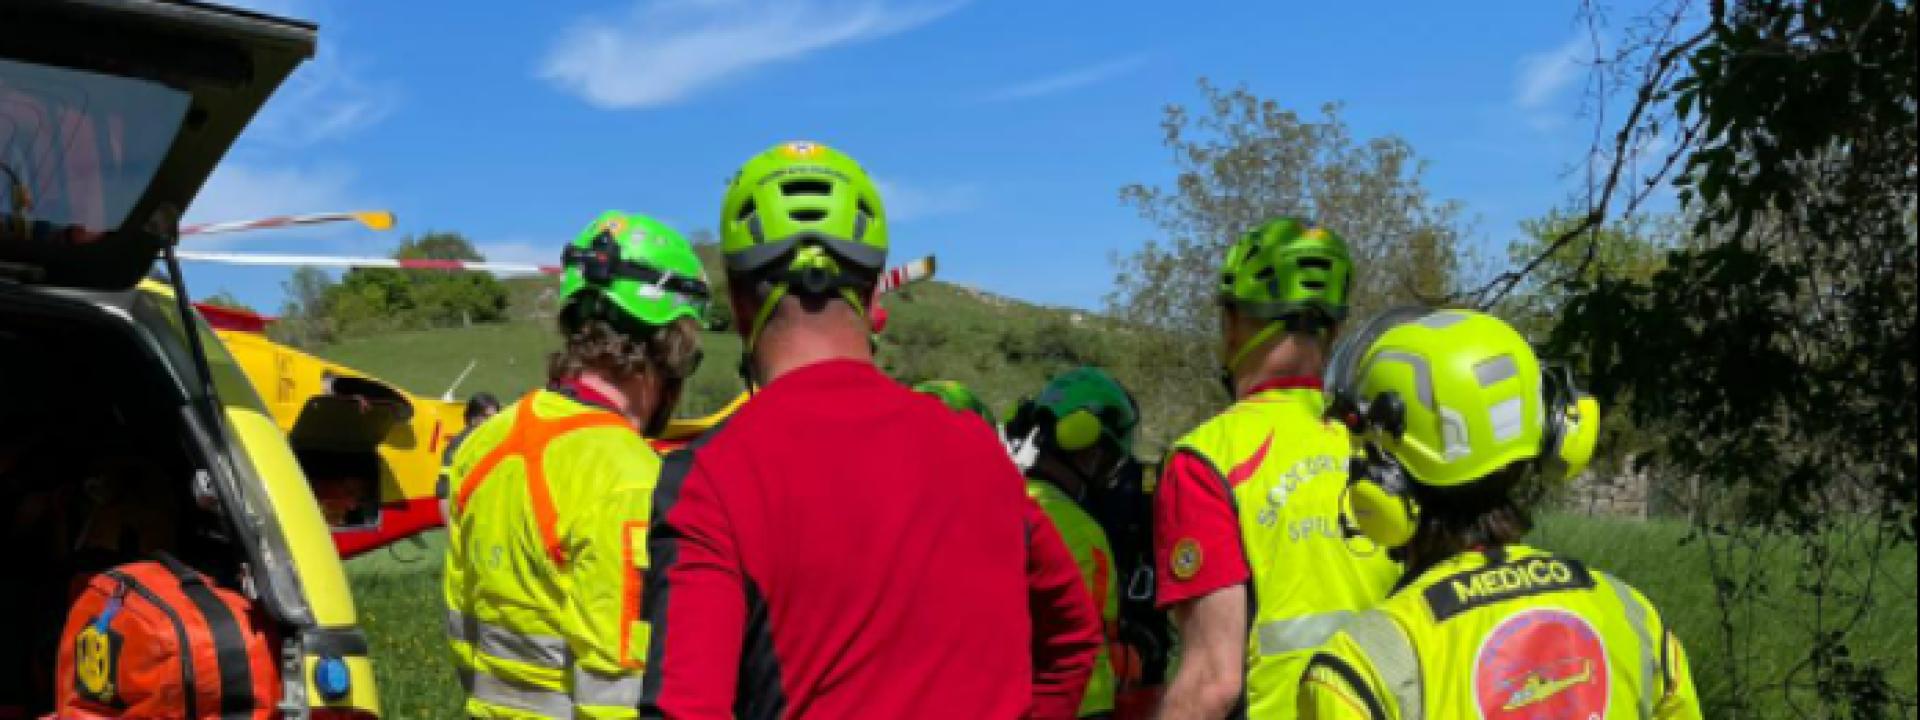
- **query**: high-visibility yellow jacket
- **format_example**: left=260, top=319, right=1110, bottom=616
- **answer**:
left=1163, top=382, right=1401, bottom=717
left=1298, top=544, right=1702, bottom=720
left=1028, top=478, right=1120, bottom=717
left=443, top=390, right=658, bottom=719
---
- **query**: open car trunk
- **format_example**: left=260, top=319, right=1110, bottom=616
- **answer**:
left=0, top=290, right=256, bottom=716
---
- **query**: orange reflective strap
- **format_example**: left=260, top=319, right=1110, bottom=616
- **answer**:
left=454, top=400, right=540, bottom=513
left=449, top=394, right=632, bottom=569
left=619, top=520, right=648, bottom=669
left=521, top=411, right=630, bottom=568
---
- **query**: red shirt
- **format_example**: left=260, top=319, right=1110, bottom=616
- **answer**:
left=1154, top=377, right=1323, bottom=608
left=641, top=359, right=1101, bottom=719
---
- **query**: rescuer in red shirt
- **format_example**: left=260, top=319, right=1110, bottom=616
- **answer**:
left=638, top=141, right=1102, bottom=719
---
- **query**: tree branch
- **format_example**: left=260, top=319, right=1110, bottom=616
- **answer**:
left=1468, top=5, right=1715, bottom=308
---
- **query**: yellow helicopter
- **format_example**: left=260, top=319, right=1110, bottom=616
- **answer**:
left=176, top=215, right=932, bottom=558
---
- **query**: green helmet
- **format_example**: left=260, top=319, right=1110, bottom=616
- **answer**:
left=1220, top=217, right=1354, bottom=322
left=1342, top=308, right=1599, bottom=490
left=560, top=210, right=712, bottom=330
left=1034, top=367, right=1138, bottom=455
left=1219, top=217, right=1355, bottom=373
left=720, top=141, right=888, bottom=277
left=912, top=380, right=998, bottom=426
left=719, top=141, right=888, bottom=354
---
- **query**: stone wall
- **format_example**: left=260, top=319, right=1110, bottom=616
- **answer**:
left=1564, top=463, right=1652, bottom=518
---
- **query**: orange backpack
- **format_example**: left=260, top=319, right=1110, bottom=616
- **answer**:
left=55, top=553, right=280, bottom=719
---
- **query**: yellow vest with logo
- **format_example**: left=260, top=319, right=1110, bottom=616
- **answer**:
left=1299, top=544, right=1702, bottom=720
left=443, top=390, right=659, bottom=719
left=1028, top=479, right=1120, bottom=717
left=1171, top=385, right=1401, bottom=717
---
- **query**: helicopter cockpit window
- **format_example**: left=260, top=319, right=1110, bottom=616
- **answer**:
left=0, top=58, right=189, bottom=240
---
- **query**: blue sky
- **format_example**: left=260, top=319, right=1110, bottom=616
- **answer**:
left=186, top=0, right=1645, bottom=313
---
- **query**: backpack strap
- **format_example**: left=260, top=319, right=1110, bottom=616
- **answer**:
left=1344, top=609, right=1422, bottom=720
left=153, top=551, right=255, bottom=720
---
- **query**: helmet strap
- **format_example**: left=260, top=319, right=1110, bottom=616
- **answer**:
left=1223, top=319, right=1288, bottom=386
left=737, top=280, right=872, bottom=392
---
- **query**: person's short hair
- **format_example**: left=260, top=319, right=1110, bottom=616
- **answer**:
left=547, top=316, right=702, bottom=386
left=464, top=392, right=501, bottom=423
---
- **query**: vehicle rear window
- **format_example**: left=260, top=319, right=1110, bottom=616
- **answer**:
left=1, top=58, right=190, bottom=237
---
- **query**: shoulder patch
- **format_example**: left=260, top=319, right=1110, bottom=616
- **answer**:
left=1473, top=609, right=1610, bottom=719
left=1170, top=537, right=1203, bottom=580
left=1424, top=554, right=1595, bottom=622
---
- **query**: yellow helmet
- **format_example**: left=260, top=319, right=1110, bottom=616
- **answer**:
left=1351, top=307, right=1605, bottom=487
left=1332, top=308, right=1601, bottom=545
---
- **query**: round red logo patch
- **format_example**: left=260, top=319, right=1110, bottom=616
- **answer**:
left=1473, top=609, right=1610, bottom=720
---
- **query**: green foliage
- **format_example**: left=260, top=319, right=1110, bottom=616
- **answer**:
left=326, top=233, right=510, bottom=337
left=1501, top=212, right=1670, bottom=339
left=1108, top=80, right=1476, bottom=440
left=318, top=323, right=745, bottom=420
left=197, top=289, right=255, bottom=313
left=272, top=266, right=337, bottom=348
left=1533, top=0, right=1917, bottom=714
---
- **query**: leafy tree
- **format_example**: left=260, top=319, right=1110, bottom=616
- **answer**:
left=1497, top=1, right=1917, bottom=714
left=272, top=266, right=337, bottom=348
left=1108, top=80, right=1473, bottom=443
left=1500, top=212, right=1670, bottom=339
left=198, top=290, right=256, bottom=314
left=326, top=232, right=510, bottom=336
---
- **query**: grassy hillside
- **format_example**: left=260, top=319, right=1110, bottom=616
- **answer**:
left=345, top=516, right=1917, bottom=719
left=314, top=280, right=1196, bottom=444
left=317, top=319, right=747, bottom=418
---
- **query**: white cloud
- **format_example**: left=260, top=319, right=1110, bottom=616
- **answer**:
left=1515, top=35, right=1587, bottom=110
left=874, top=177, right=980, bottom=222
left=541, top=0, right=968, bottom=109
left=982, top=54, right=1149, bottom=102
left=245, top=42, right=399, bottom=147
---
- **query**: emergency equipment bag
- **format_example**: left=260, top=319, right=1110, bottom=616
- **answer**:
left=54, top=552, right=279, bottom=719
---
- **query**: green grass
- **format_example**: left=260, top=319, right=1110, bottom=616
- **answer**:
left=318, top=324, right=747, bottom=419
left=1530, top=516, right=1918, bottom=717
left=345, top=517, right=1917, bottom=718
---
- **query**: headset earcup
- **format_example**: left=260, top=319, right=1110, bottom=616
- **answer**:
left=1054, top=410, right=1102, bottom=452
left=1546, top=393, right=1601, bottom=481
left=1349, top=480, right=1418, bottom=548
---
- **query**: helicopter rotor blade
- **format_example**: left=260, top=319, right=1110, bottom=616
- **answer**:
left=181, top=210, right=397, bottom=237
left=175, top=251, right=560, bottom=276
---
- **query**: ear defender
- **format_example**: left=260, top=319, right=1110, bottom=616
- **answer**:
left=1537, top=367, right=1601, bottom=483
left=1331, top=390, right=1421, bottom=548
left=1347, top=474, right=1418, bottom=548
left=1054, top=409, right=1103, bottom=452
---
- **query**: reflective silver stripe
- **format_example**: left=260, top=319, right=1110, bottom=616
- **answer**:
left=472, top=672, right=574, bottom=718
left=1345, top=610, right=1422, bottom=720
left=1256, top=611, right=1356, bottom=655
left=1604, top=574, right=1656, bottom=719
left=1372, top=351, right=1435, bottom=410
left=447, top=609, right=570, bottom=668
left=1473, top=354, right=1518, bottom=387
left=572, top=666, right=645, bottom=708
